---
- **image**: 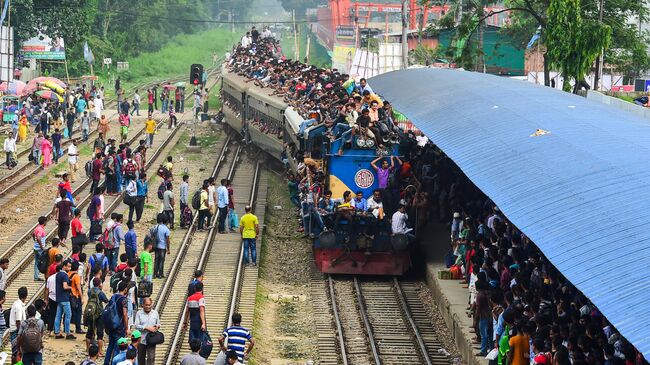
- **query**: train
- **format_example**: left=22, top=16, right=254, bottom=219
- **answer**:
left=220, top=64, right=413, bottom=276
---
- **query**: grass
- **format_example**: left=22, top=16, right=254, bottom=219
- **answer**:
left=615, top=95, right=636, bottom=103
left=97, top=28, right=241, bottom=97
left=281, top=25, right=332, bottom=69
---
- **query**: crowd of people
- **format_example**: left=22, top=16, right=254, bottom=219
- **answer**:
left=0, top=74, right=257, bottom=364
left=224, top=26, right=647, bottom=365
left=0, top=159, right=259, bottom=364
left=225, top=28, right=429, bottom=242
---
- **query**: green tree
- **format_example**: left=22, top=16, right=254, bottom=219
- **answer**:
left=546, top=0, right=611, bottom=92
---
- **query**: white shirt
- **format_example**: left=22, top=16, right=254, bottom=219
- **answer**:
left=391, top=210, right=412, bottom=234
left=3, top=137, right=16, bottom=153
left=416, top=134, right=429, bottom=147
left=46, top=274, right=57, bottom=301
left=207, top=185, right=215, bottom=206
left=0, top=267, right=5, bottom=291
left=126, top=179, right=137, bottom=197
left=366, top=197, right=383, bottom=218
left=134, top=93, right=141, bottom=104
left=94, top=97, right=103, bottom=115
left=68, top=144, right=78, bottom=164
left=9, top=299, right=26, bottom=332
left=241, top=35, right=252, bottom=48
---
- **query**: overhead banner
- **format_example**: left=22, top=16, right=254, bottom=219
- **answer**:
left=20, top=35, right=65, bottom=60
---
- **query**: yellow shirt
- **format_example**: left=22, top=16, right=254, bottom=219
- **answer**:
left=363, top=93, right=383, bottom=108
left=145, top=119, right=156, bottom=134
left=200, top=190, right=209, bottom=210
left=239, top=213, right=258, bottom=239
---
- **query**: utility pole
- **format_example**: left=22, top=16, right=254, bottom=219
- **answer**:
left=292, top=10, right=299, bottom=61
left=305, top=25, right=311, bottom=64
left=594, top=0, right=605, bottom=90
left=229, top=9, right=234, bottom=33
left=401, top=0, right=409, bottom=69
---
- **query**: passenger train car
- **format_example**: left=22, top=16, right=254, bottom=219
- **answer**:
left=220, top=64, right=412, bottom=276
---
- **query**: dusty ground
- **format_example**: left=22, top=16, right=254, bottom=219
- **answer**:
left=251, top=173, right=318, bottom=365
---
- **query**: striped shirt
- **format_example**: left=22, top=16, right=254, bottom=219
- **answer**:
left=222, top=325, right=252, bottom=361
left=187, top=292, right=205, bottom=329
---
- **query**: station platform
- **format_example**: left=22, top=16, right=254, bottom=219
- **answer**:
left=420, top=222, right=489, bottom=365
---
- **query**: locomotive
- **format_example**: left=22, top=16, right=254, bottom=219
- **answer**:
left=220, top=64, right=413, bottom=276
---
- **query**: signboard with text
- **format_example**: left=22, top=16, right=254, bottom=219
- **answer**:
left=20, top=35, right=65, bottom=60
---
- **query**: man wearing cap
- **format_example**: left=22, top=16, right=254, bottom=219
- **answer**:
left=110, top=337, right=130, bottom=365
left=239, top=205, right=259, bottom=266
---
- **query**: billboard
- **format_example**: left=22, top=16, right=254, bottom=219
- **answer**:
left=20, top=34, right=65, bottom=60
left=0, top=26, right=13, bottom=81
left=332, top=45, right=356, bottom=74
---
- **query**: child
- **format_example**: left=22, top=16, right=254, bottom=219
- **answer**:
left=115, top=253, right=128, bottom=272
left=81, top=111, right=91, bottom=141
left=78, top=252, right=88, bottom=288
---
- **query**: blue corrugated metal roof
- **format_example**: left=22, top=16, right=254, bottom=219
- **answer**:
left=371, top=68, right=650, bottom=359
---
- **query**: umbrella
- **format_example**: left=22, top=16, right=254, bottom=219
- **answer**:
left=162, top=84, right=176, bottom=90
left=35, top=90, right=64, bottom=102
left=25, top=77, right=66, bottom=95
left=174, top=81, right=186, bottom=87
left=0, top=80, right=27, bottom=96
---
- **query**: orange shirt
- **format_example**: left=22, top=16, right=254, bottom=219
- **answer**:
left=509, top=334, right=530, bottom=365
left=69, top=272, right=81, bottom=298
left=48, top=247, right=60, bottom=266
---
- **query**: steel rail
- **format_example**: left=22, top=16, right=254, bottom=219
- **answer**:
left=162, top=147, right=255, bottom=365
left=327, top=275, right=350, bottom=365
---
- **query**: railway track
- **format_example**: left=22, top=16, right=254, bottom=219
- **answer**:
left=0, top=116, right=183, bottom=345
left=159, top=146, right=267, bottom=364
left=324, top=276, right=450, bottom=365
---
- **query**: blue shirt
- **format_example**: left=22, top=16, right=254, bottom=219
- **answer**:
left=155, top=224, right=170, bottom=250
left=353, top=197, right=367, bottom=211
left=55, top=271, right=71, bottom=303
left=217, top=185, right=229, bottom=208
left=125, top=230, right=137, bottom=254
left=75, top=99, right=87, bottom=113
left=136, top=179, right=148, bottom=197
left=89, top=253, right=109, bottom=272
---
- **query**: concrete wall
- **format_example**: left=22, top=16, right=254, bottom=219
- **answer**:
left=586, top=90, right=650, bottom=121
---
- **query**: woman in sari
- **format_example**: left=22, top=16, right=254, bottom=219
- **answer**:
left=98, top=114, right=110, bottom=135
left=18, top=114, right=28, bottom=142
left=40, top=134, right=53, bottom=167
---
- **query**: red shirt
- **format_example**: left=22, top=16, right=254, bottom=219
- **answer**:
left=47, top=263, right=57, bottom=278
left=92, top=159, right=103, bottom=180
left=71, top=218, right=83, bottom=237
left=71, top=253, right=80, bottom=262
left=115, top=263, right=128, bottom=272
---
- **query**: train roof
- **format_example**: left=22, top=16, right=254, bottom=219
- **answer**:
left=246, top=84, right=288, bottom=111
left=221, top=64, right=251, bottom=93
left=371, top=67, right=650, bottom=359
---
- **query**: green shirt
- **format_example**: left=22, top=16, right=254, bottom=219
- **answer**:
left=140, top=251, right=153, bottom=276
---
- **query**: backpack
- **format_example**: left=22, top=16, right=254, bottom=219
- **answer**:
left=84, top=289, right=103, bottom=322
left=90, top=253, right=104, bottom=274
left=191, top=190, right=202, bottom=210
left=124, top=159, right=137, bottom=179
left=37, top=248, right=51, bottom=274
left=157, top=181, right=166, bottom=200
left=110, top=271, right=126, bottom=292
left=20, top=318, right=43, bottom=353
left=100, top=227, right=114, bottom=249
left=85, top=160, right=93, bottom=178
left=138, top=280, right=152, bottom=298
left=144, top=225, right=159, bottom=247
left=157, top=165, right=171, bottom=180
left=181, top=206, right=193, bottom=227
left=101, top=295, right=122, bottom=331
